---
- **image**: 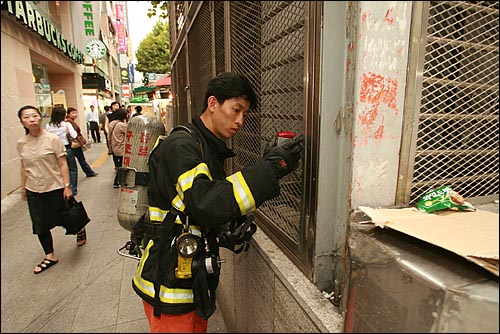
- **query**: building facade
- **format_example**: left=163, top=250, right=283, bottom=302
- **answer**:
left=1, top=1, right=134, bottom=199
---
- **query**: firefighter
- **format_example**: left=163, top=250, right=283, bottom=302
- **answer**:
left=132, top=72, right=303, bottom=333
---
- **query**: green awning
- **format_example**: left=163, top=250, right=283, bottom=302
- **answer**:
left=134, top=85, right=156, bottom=94
left=130, top=97, right=149, bottom=103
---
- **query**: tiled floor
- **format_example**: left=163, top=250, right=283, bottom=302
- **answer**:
left=1, top=141, right=227, bottom=333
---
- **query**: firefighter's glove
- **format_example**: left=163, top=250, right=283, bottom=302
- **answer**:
left=263, top=134, right=303, bottom=179
left=263, top=135, right=277, bottom=156
left=217, top=216, right=257, bottom=254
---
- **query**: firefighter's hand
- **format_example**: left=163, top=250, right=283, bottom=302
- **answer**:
left=263, top=134, right=303, bottom=179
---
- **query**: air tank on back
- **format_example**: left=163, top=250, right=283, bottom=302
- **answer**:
left=116, top=115, right=165, bottom=231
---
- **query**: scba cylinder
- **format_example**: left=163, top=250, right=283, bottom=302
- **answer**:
left=117, top=115, right=165, bottom=232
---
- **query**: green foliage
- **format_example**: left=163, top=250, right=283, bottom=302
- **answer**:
left=135, top=20, right=170, bottom=79
left=147, top=1, right=169, bottom=19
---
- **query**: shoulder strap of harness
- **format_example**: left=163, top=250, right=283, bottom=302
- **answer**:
left=148, top=124, right=204, bottom=164
left=170, top=124, right=204, bottom=160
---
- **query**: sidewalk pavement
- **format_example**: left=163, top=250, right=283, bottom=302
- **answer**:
left=1, top=141, right=227, bottom=333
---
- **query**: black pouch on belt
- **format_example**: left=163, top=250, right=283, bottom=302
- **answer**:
left=191, top=250, right=217, bottom=320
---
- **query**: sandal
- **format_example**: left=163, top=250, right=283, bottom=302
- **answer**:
left=34, top=258, right=58, bottom=274
left=76, top=228, right=87, bottom=246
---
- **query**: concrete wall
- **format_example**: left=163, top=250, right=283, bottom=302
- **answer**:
left=217, top=229, right=344, bottom=333
left=349, top=1, right=412, bottom=209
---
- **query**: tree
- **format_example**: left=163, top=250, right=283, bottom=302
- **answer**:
left=135, top=20, right=170, bottom=85
left=147, top=1, right=169, bottom=19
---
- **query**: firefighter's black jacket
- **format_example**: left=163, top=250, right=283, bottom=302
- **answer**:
left=132, top=116, right=280, bottom=317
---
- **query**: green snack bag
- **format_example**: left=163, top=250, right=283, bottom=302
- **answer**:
left=416, top=185, right=476, bottom=213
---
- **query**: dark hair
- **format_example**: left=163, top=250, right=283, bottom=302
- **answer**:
left=114, top=108, right=128, bottom=121
left=135, top=106, right=142, bottom=112
left=49, top=107, right=67, bottom=126
left=67, top=107, right=77, bottom=115
left=202, top=72, right=257, bottom=113
left=18, top=105, right=41, bottom=134
left=104, top=105, right=110, bottom=112
left=111, top=101, right=120, bottom=109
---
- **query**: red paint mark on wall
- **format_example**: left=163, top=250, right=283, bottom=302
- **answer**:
left=357, top=72, right=399, bottom=145
left=362, top=12, right=368, bottom=23
left=374, top=125, right=385, bottom=140
left=383, top=78, right=398, bottom=111
left=359, top=105, right=379, bottom=127
left=384, top=8, right=394, bottom=25
left=360, top=72, right=385, bottom=105
left=360, top=72, right=398, bottom=114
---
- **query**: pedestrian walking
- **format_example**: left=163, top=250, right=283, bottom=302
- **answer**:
left=66, top=107, right=99, bottom=177
left=108, top=108, right=128, bottom=188
left=45, top=107, right=79, bottom=196
left=86, top=104, right=101, bottom=143
left=126, top=105, right=133, bottom=120
left=131, top=72, right=303, bottom=333
left=99, top=105, right=111, bottom=154
left=17, top=105, right=74, bottom=274
left=132, top=106, right=143, bottom=117
left=104, top=101, right=120, bottom=155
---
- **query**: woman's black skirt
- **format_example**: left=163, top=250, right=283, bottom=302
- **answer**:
left=26, top=188, right=65, bottom=234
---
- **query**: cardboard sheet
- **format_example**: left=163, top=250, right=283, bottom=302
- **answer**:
left=358, top=206, right=499, bottom=276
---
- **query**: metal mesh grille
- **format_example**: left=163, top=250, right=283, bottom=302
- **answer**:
left=188, top=2, right=213, bottom=117
left=214, top=1, right=225, bottom=75
left=174, top=1, right=186, bottom=35
left=411, top=1, right=499, bottom=203
left=168, top=1, right=187, bottom=50
left=173, top=47, right=189, bottom=125
left=229, top=1, right=305, bottom=242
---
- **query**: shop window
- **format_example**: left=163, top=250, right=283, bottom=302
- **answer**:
left=32, top=62, right=52, bottom=127
left=96, top=57, right=109, bottom=76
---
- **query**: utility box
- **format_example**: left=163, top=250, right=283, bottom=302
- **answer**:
left=345, top=211, right=499, bottom=333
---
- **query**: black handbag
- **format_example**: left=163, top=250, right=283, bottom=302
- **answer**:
left=62, top=196, right=91, bottom=235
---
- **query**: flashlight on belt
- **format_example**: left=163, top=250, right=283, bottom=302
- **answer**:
left=175, top=232, right=201, bottom=279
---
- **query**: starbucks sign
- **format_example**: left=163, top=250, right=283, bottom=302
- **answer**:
left=85, top=39, right=106, bottom=59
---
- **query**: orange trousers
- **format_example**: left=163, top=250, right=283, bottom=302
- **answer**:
left=143, top=300, right=208, bottom=333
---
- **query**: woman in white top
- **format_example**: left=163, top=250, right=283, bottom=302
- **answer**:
left=45, top=107, right=87, bottom=246
left=17, top=105, right=73, bottom=274
left=46, top=107, right=79, bottom=196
